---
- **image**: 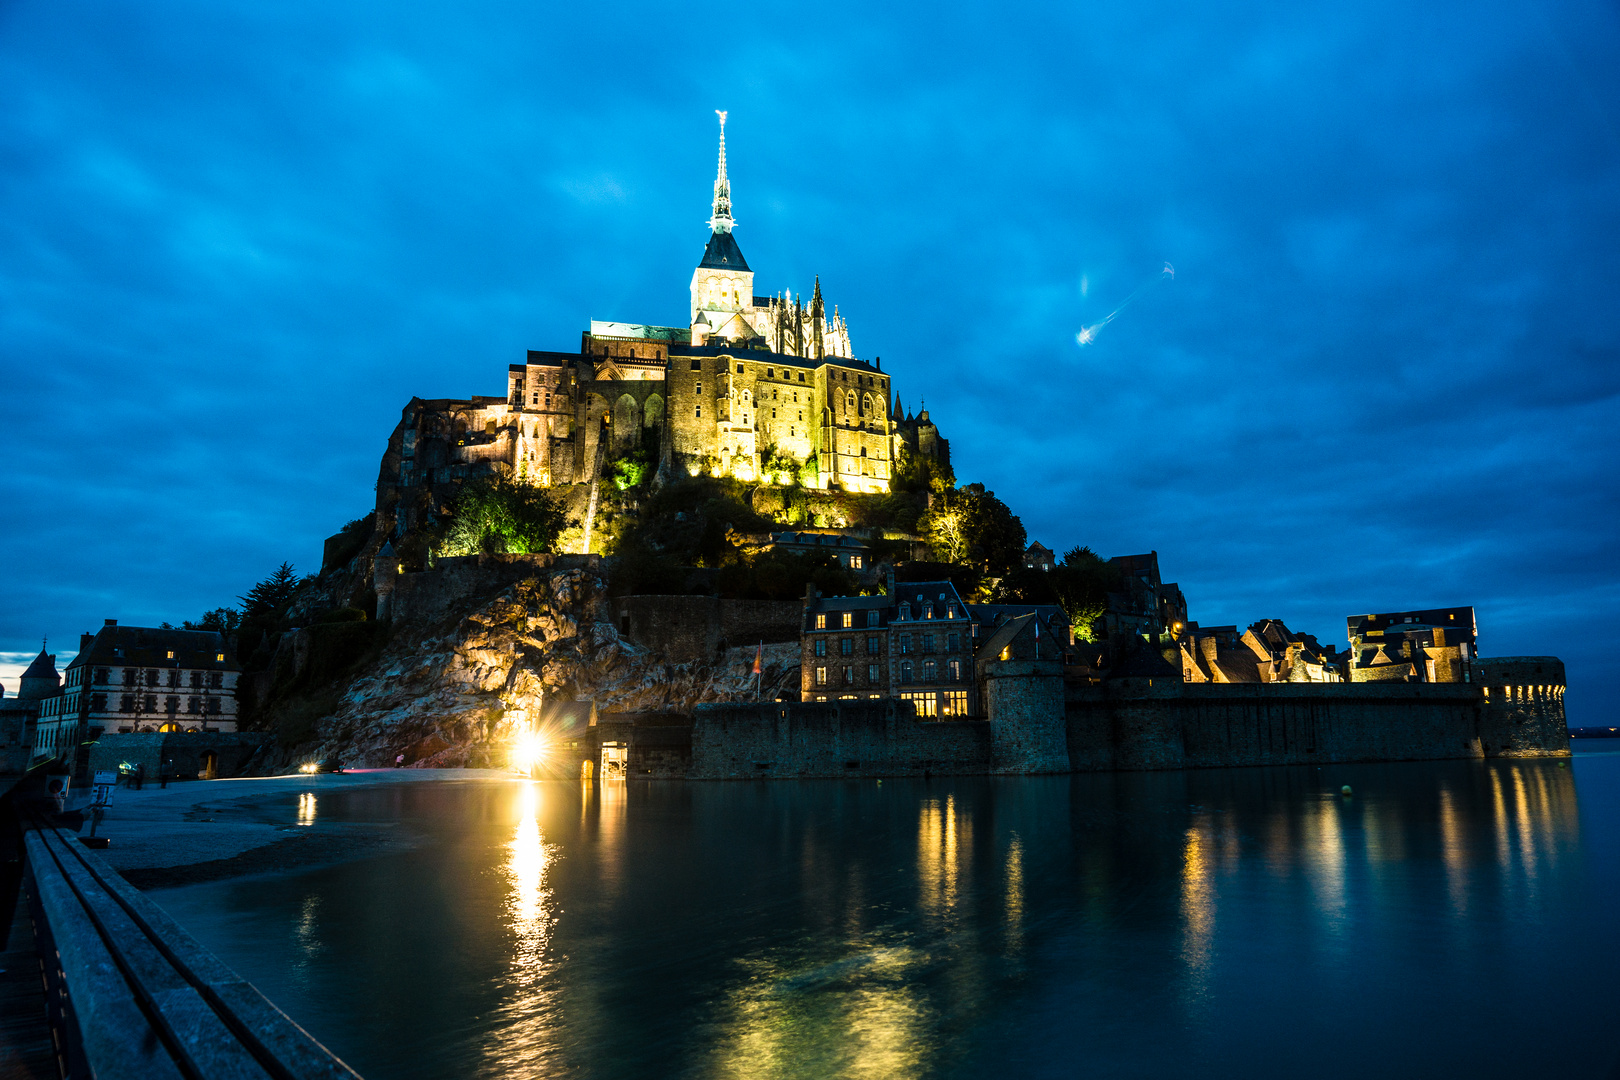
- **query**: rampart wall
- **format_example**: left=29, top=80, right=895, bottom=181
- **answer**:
left=689, top=700, right=990, bottom=779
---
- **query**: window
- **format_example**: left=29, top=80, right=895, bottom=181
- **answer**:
left=815, top=666, right=827, bottom=686
left=948, top=604, right=959, bottom=619
left=166, top=650, right=175, bottom=659
left=922, top=634, right=936, bottom=654
left=167, top=670, right=180, bottom=687
left=948, top=659, right=962, bottom=682
left=868, top=664, right=880, bottom=683
left=209, top=672, right=223, bottom=688
left=120, top=694, right=134, bottom=713
left=767, top=368, right=774, bottom=377
left=695, top=406, right=702, bottom=418
left=841, top=612, right=854, bottom=628
left=696, top=382, right=702, bottom=393
left=146, top=670, right=159, bottom=687
left=208, top=699, right=222, bottom=715
left=866, top=610, right=880, bottom=628
left=165, top=696, right=179, bottom=714
left=841, top=638, right=853, bottom=656
left=850, top=554, right=863, bottom=569
left=736, top=363, right=744, bottom=373
left=947, top=633, right=959, bottom=652
left=94, top=668, right=109, bottom=684
left=798, top=372, right=805, bottom=382
left=922, top=659, right=937, bottom=682
left=815, top=613, right=827, bottom=629
left=190, top=672, right=201, bottom=688
left=901, top=692, right=937, bottom=718
left=214, top=653, right=225, bottom=663
left=187, top=696, right=199, bottom=714
left=122, top=669, right=135, bottom=686
left=815, top=639, right=827, bottom=657
left=144, top=694, right=157, bottom=712
left=91, top=693, right=107, bottom=712
left=866, top=637, right=880, bottom=655
left=899, top=634, right=912, bottom=655
left=531, top=392, right=539, bottom=404
left=900, top=660, right=913, bottom=682
left=942, top=690, right=970, bottom=717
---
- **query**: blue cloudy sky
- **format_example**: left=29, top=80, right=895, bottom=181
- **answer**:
left=3, top=0, right=1617, bottom=717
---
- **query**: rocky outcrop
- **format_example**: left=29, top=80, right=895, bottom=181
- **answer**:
left=259, top=565, right=801, bottom=771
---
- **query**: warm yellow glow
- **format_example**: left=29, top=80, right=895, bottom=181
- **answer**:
left=299, top=762, right=319, bottom=774
left=511, top=729, right=552, bottom=774
left=297, top=791, right=316, bottom=825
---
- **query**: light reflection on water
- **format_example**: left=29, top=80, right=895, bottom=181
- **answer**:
left=153, top=756, right=1620, bottom=1080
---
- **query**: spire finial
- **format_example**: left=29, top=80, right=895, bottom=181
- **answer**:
left=709, top=110, right=733, bottom=234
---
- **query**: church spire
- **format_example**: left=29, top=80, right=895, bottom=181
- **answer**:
left=709, top=110, right=733, bottom=234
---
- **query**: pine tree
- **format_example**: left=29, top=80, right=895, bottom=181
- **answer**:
left=239, top=562, right=300, bottom=624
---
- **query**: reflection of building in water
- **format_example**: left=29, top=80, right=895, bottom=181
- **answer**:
left=917, top=794, right=973, bottom=920
left=482, top=782, right=561, bottom=1074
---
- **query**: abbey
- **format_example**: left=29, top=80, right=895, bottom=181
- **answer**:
left=379, top=114, right=943, bottom=541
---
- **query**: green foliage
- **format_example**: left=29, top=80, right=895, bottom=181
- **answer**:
left=922, top=483, right=1026, bottom=576
left=182, top=608, right=241, bottom=633
left=1049, top=546, right=1120, bottom=640
left=611, top=450, right=652, bottom=492
left=796, top=455, right=820, bottom=488
left=892, top=445, right=955, bottom=495
left=612, top=475, right=774, bottom=567
left=989, top=567, right=1060, bottom=605
left=321, top=512, right=375, bottom=574
left=760, top=445, right=799, bottom=485
left=438, top=477, right=568, bottom=557
left=317, top=607, right=368, bottom=623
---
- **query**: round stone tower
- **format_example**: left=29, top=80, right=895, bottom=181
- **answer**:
left=1475, top=656, right=1570, bottom=757
left=17, top=645, right=59, bottom=702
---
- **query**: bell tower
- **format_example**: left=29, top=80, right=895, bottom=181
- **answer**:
left=690, top=111, right=756, bottom=343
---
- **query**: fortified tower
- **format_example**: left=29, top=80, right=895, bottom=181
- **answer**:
left=1475, top=656, right=1570, bottom=757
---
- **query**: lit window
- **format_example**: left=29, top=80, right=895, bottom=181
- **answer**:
left=815, top=613, right=827, bottom=629
left=948, top=659, right=962, bottom=681
left=166, top=650, right=175, bottom=659
left=842, top=665, right=854, bottom=684
left=841, top=612, right=853, bottom=628
left=215, top=653, right=224, bottom=662
left=815, top=666, right=827, bottom=686
left=851, top=555, right=863, bottom=569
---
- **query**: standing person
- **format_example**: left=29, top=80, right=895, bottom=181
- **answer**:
left=160, top=759, right=169, bottom=789
left=134, top=763, right=145, bottom=791
left=395, top=753, right=405, bottom=769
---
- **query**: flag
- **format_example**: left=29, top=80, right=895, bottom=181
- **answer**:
left=752, top=642, right=763, bottom=675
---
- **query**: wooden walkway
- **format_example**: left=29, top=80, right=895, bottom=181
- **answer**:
left=23, top=820, right=362, bottom=1080
left=0, top=880, right=57, bottom=1080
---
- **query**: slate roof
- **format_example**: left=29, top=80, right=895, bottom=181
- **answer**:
left=20, top=647, right=57, bottom=680
left=670, top=344, right=881, bottom=375
left=700, top=230, right=751, bottom=271
left=66, top=624, right=238, bottom=673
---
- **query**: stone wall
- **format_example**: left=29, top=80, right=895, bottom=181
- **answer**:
left=88, top=732, right=270, bottom=780
left=1474, top=656, right=1570, bottom=757
left=1063, top=681, right=1539, bottom=771
left=983, top=659, right=1068, bottom=773
left=610, top=595, right=803, bottom=662
left=689, top=699, right=990, bottom=779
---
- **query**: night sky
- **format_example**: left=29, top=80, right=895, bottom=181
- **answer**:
left=3, top=1, right=1617, bottom=718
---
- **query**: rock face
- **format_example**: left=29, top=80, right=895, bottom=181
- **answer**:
left=262, top=566, right=802, bottom=771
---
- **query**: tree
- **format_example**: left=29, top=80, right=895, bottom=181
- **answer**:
left=183, top=608, right=242, bottom=633
left=239, top=563, right=300, bottom=624
left=438, top=477, right=569, bottom=557
left=923, top=483, right=1026, bottom=576
left=1049, top=547, right=1120, bottom=640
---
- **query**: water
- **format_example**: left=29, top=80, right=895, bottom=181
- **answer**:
left=155, top=748, right=1620, bottom=1079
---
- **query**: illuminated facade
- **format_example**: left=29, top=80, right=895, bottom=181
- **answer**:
left=378, top=114, right=942, bottom=540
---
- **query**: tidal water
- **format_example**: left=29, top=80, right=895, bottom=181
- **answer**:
left=155, top=747, right=1620, bottom=1079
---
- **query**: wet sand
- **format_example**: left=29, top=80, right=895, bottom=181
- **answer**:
left=59, top=769, right=515, bottom=889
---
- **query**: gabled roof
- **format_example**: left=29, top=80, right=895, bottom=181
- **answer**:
left=700, top=230, right=750, bottom=271
left=68, top=624, right=238, bottom=672
left=975, top=612, right=1036, bottom=663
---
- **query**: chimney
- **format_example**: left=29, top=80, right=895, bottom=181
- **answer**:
left=104, top=619, right=117, bottom=627
left=885, top=565, right=896, bottom=596
left=80, top=632, right=94, bottom=653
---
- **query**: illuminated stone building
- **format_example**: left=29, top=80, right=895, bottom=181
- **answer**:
left=801, top=580, right=1073, bottom=717
left=378, top=114, right=941, bottom=542
left=1346, top=606, right=1476, bottom=683
left=34, top=622, right=241, bottom=758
